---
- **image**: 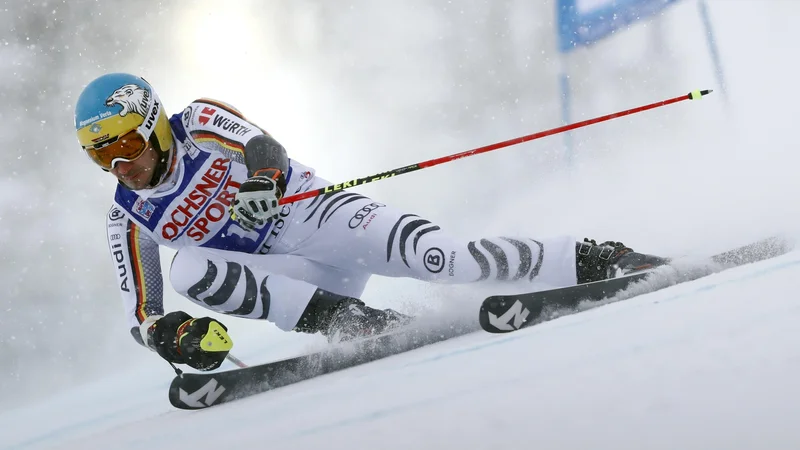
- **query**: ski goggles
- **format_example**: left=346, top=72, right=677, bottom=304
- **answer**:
left=83, top=129, right=149, bottom=171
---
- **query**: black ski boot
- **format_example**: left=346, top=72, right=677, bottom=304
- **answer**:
left=293, top=289, right=413, bottom=343
left=324, top=299, right=413, bottom=343
left=575, top=238, right=669, bottom=284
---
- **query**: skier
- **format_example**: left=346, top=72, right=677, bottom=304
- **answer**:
left=75, top=73, right=665, bottom=372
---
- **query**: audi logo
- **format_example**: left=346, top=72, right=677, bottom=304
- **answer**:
left=348, top=202, right=385, bottom=228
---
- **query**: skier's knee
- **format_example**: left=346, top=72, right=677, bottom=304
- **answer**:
left=169, top=247, right=213, bottom=297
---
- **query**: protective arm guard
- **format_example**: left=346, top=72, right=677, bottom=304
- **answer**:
left=229, top=135, right=290, bottom=229
left=244, top=134, right=289, bottom=179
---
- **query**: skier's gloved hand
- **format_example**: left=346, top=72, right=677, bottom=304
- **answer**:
left=230, top=168, right=286, bottom=230
left=143, top=311, right=233, bottom=371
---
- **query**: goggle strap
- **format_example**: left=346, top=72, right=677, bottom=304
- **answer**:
left=136, top=91, right=161, bottom=142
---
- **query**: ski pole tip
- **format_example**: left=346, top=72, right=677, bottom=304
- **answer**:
left=689, top=89, right=713, bottom=100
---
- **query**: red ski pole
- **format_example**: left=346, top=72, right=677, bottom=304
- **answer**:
left=280, top=89, right=712, bottom=205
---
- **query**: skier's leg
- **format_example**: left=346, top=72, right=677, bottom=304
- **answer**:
left=287, top=192, right=579, bottom=289
left=169, top=246, right=370, bottom=331
left=168, top=246, right=410, bottom=341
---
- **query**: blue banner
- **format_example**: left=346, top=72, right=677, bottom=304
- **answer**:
left=557, top=0, right=680, bottom=53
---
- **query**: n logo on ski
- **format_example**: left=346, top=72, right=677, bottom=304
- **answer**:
left=486, top=300, right=531, bottom=331
left=177, top=378, right=226, bottom=408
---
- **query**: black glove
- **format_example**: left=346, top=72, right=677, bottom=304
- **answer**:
left=230, top=168, right=286, bottom=230
left=146, top=311, right=233, bottom=371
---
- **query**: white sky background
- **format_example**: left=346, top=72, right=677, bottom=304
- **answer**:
left=1, top=0, right=800, bottom=409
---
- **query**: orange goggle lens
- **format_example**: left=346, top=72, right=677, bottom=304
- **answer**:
left=84, top=129, right=148, bottom=171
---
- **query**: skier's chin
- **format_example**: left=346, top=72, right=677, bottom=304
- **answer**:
left=120, top=170, right=155, bottom=190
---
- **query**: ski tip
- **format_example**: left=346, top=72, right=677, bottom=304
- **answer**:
left=689, top=89, right=713, bottom=100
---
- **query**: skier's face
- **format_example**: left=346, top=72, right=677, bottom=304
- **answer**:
left=109, top=142, right=159, bottom=190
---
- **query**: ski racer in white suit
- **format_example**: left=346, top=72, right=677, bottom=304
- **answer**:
left=75, top=73, right=665, bottom=371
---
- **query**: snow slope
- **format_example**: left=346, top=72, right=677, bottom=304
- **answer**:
left=4, top=247, right=800, bottom=450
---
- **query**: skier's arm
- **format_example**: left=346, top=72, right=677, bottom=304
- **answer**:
left=106, top=207, right=233, bottom=371
left=105, top=206, right=164, bottom=345
left=183, top=98, right=288, bottom=229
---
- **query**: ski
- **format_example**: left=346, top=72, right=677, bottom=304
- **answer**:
left=169, top=320, right=477, bottom=409
left=479, top=236, right=793, bottom=333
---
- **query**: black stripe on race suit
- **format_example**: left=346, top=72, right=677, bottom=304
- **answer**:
left=318, top=193, right=367, bottom=228
left=526, top=239, right=544, bottom=281
left=479, top=239, right=510, bottom=281
left=467, top=241, right=491, bottom=281
left=230, top=272, right=271, bottom=318
left=499, top=237, right=532, bottom=281
left=187, top=260, right=218, bottom=300
left=398, top=219, right=433, bottom=267
left=257, top=276, right=271, bottom=319
left=200, top=261, right=242, bottom=307
left=386, top=214, right=418, bottom=263
left=412, top=225, right=441, bottom=254
left=304, top=192, right=325, bottom=211
left=467, top=238, right=545, bottom=282
left=228, top=266, right=257, bottom=314
left=187, top=260, right=271, bottom=318
left=303, top=192, right=337, bottom=223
